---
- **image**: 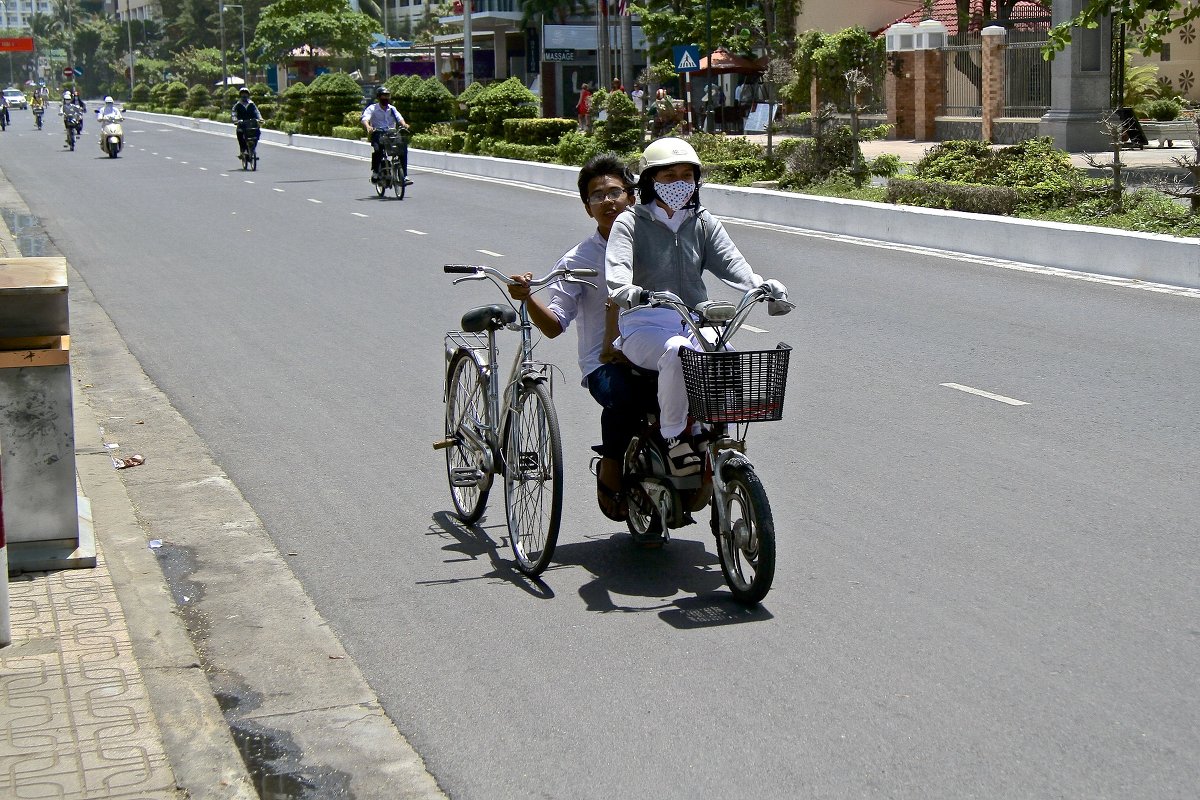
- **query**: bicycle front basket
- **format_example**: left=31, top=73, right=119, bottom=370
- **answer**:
left=680, top=343, right=791, bottom=424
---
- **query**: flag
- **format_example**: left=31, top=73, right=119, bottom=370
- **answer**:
left=617, top=0, right=628, bottom=15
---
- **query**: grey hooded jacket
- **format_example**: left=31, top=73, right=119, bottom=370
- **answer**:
left=605, top=203, right=763, bottom=309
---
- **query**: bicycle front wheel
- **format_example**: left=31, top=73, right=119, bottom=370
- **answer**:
left=445, top=350, right=492, bottom=523
left=504, top=380, right=563, bottom=576
left=714, top=461, right=776, bottom=604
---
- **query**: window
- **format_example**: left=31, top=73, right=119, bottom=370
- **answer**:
left=1160, top=43, right=1171, bottom=62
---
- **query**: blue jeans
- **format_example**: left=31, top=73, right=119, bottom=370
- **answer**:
left=585, top=362, right=657, bottom=459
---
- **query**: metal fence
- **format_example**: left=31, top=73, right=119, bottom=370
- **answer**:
left=942, top=33, right=1051, bottom=119
left=943, top=38, right=983, bottom=116
left=1004, top=39, right=1051, bottom=117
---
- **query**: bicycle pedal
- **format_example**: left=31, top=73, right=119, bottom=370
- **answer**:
left=450, top=467, right=484, bottom=487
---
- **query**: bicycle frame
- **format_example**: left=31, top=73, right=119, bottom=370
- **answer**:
left=443, top=264, right=596, bottom=471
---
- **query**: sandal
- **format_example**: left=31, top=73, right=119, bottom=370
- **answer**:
left=593, top=456, right=627, bottom=522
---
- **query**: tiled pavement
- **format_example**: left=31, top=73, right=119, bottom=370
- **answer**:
left=1, top=548, right=182, bottom=799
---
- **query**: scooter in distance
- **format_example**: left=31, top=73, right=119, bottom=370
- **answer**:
left=98, top=111, right=124, bottom=158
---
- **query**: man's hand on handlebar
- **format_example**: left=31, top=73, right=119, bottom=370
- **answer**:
left=507, top=273, right=534, bottom=302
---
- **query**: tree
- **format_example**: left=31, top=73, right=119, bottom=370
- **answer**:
left=1047, top=0, right=1200, bottom=55
left=250, top=0, right=378, bottom=64
left=632, top=0, right=764, bottom=64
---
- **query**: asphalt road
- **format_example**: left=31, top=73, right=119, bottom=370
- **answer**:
left=3, top=110, right=1199, bottom=798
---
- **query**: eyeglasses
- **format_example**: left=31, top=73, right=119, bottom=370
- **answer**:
left=587, top=187, right=632, bottom=205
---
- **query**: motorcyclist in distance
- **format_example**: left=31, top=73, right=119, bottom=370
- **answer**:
left=60, top=90, right=85, bottom=136
left=231, top=87, right=262, bottom=157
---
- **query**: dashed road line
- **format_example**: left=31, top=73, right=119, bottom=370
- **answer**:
left=477, top=249, right=504, bottom=257
left=244, top=180, right=254, bottom=184
left=308, top=198, right=322, bottom=204
left=352, top=212, right=368, bottom=218
left=199, top=167, right=208, bottom=171
left=272, top=188, right=284, bottom=192
left=406, top=229, right=427, bottom=235
left=941, top=383, right=1028, bottom=406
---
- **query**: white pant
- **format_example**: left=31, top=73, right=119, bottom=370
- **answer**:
left=617, top=308, right=701, bottom=439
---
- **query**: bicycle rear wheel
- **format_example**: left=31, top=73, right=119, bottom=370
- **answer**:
left=504, top=380, right=562, bottom=576
left=445, top=350, right=491, bottom=523
left=713, top=461, right=776, bottom=604
left=391, top=156, right=404, bottom=199
left=374, top=163, right=388, bottom=197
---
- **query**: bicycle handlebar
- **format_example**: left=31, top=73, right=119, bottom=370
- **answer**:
left=443, top=264, right=598, bottom=288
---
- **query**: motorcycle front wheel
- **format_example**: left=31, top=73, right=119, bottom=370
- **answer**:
left=713, top=461, right=776, bottom=605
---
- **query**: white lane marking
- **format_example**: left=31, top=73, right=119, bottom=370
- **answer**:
left=477, top=249, right=504, bottom=257
left=220, top=173, right=230, bottom=177
left=272, top=188, right=284, bottom=192
left=244, top=180, right=254, bottom=184
left=721, top=217, right=1200, bottom=301
left=151, top=152, right=158, bottom=155
left=199, top=167, right=208, bottom=171
left=941, top=383, right=1028, bottom=406
left=352, top=212, right=368, bottom=218
left=406, top=229, right=427, bottom=235
left=308, top=198, right=323, bottom=204
left=180, top=161, right=188, bottom=164
left=741, top=324, right=767, bottom=333
left=165, top=156, right=173, bottom=160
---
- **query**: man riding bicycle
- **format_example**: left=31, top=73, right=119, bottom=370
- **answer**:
left=231, top=87, right=262, bottom=157
left=361, top=86, right=412, bottom=186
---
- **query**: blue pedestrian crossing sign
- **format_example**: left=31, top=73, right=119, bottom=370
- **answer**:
left=672, top=45, right=700, bottom=73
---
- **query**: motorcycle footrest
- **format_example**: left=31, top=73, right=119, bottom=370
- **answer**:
left=450, top=467, right=484, bottom=488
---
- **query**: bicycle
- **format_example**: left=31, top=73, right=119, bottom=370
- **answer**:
left=434, top=263, right=597, bottom=576
left=373, top=128, right=409, bottom=200
left=619, top=285, right=794, bottom=604
left=63, top=109, right=80, bottom=150
left=237, top=119, right=260, bottom=171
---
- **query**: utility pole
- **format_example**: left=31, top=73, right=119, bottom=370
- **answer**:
left=125, top=0, right=135, bottom=97
left=219, top=3, right=228, bottom=89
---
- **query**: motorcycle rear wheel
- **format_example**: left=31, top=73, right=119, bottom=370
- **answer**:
left=624, top=439, right=664, bottom=541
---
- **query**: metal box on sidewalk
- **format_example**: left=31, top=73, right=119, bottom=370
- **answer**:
left=0, top=257, right=94, bottom=572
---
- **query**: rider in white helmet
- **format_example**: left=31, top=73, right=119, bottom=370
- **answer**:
left=606, top=136, right=789, bottom=475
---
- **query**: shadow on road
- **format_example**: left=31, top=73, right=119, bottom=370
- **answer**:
left=420, top=511, right=554, bottom=599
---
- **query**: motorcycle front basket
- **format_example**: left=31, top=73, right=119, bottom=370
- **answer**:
left=680, top=343, right=791, bottom=424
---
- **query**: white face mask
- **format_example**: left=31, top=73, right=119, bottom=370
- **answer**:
left=655, top=179, right=695, bottom=212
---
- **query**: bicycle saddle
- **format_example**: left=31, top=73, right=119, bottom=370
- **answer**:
left=461, top=305, right=518, bottom=332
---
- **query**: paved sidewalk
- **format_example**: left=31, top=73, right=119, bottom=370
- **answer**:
left=0, top=178, right=258, bottom=799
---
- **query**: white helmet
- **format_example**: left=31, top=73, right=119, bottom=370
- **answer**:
left=104, top=95, right=114, bottom=103
left=638, top=137, right=701, bottom=174
left=63, top=90, right=72, bottom=100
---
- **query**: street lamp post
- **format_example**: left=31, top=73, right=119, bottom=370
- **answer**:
left=219, top=3, right=228, bottom=88
left=223, top=4, right=248, bottom=84
left=125, top=0, right=135, bottom=98
left=703, top=0, right=713, bottom=133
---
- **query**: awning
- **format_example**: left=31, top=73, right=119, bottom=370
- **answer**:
left=696, top=47, right=766, bottom=75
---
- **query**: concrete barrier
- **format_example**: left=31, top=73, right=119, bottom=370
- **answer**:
left=126, top=111, right=1200, bottom=289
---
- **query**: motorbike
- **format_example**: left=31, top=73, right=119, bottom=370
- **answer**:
left=63, top=107, right=82, bottom=150
left=0, top=105, right=8, bottom=131
left=32, top=104, right=44, bottom=130
left=98, top=113, right=124, bottom=158
left=237, top=119, right=260, bottom=171
left=615, top=285, right=794, bottom=605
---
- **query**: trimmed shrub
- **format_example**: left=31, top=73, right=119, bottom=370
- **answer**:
left=914, top=137, right=1082, bottom=210
left=280, top=82, right=308, bottom=124
left=411, top=133, right=454, bottom=151
left=131, top=82, right=151, bottom=104
left=403, top=76, right=456, bottom=133
left=489, top=141, right=559, bottom=162
left=163, top=81, right=188, bottom=109
left=594, top=89, right=642, bottom=153
left=467, top=77, right=538, bottom=138
left=886, top=178, right=1019, bottom=215
left=332, top=125, right=365, bottom=140
left=556, top=129, right=607, bottom=166
left=303, top=72, right=362, bottom=136
left=1142, top=98, right=1183, bottom=121
left=502, top=117, right=577, bottom=146
left=780, top=124, right=861, bottom=187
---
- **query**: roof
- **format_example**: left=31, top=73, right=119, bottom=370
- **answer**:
left=884, top=0, right=1052, bottom=36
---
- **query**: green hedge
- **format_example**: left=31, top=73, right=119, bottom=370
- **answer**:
left=886, top=178, right=1020, bottom=215
left=503, top=117, right=577, bottom=146
left=466, top=77, right=538, bottom=138
left=332, top=125, right=365, bottom=140
left=489, top=141, right=559, bottom=162
left=303, top=72, right=362, bottom=136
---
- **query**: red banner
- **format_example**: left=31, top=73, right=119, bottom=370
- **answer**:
left=0, top=37, right=34, bottom=52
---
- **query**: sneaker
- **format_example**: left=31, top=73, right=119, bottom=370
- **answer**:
left=371, top=171, right=380, bottom=183
left=403, top=177, right=414, bottom=186
left=664, top=436, right=701, bottom=476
